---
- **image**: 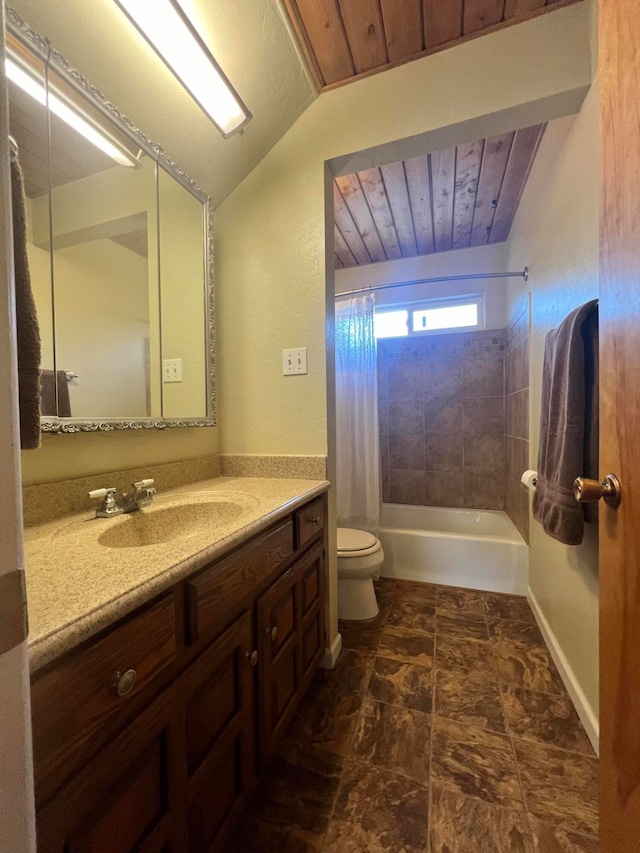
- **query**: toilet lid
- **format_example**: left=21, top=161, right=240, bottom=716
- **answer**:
left=337, top=527, right=378, bottom=552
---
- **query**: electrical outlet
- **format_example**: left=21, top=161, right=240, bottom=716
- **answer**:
left=282, top=348, right=307, bottom=375
left=163, top=358, right=182, bottom=383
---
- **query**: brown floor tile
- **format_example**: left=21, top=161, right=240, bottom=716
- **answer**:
left=493, top=641, right=565, bottom=694
left=225, top=817, right=323, bottom=852
left=436, top=635, right=497, bottom=679
left=529, top=817, right=601, bottom=852
left=393, top=578, right=439, bottom=605
left=429, top=783, right=533, bottom=853
left=374, top=577, right=397, bottom=597
left=378, top=626, right=435, bottom=667
left=437, top=587, right=486, bottom=614
left=431, top=717, right=523, bottom=811
left=317, top=649, right=375, bottom=697
left=437, top=609, right=490, bottom=640
left=485, top=593, right=536, bottom=622
left=324, top=761, right=429, bottom=853
left=514, top=739, right=599, bottom=837
left=248, top=742, right=343, bottom=841
left=488, top=617, right=545, bottom=648
left=339, top=619, right=384, bottom=653
left=285, top=685, right=362, bottom=757
left=387, top=599, right=436, bottom=635
left=350, top=697, right=431, bottom=784
left=501, top=685, right=594, bottom=756
left=435, top=670, right=507, bottom=733
left=367, top=657, right=433, bottom=712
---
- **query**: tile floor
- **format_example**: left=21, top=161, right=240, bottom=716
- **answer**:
left=227, top=579, right=599, bottom=852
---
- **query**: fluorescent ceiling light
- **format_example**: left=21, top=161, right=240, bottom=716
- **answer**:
left=114, top=0, right=251, bottom=138
left=6, top=57, right=137, bottom=168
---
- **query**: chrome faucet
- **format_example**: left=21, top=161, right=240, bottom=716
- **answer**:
left=88, top=479, right=156, bottom=518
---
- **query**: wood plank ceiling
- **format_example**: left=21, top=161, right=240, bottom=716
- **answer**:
left=334, top=124, right=545, bottom=269
left=282, top=0, right=583, bottom=90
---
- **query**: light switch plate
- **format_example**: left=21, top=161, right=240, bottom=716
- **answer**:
left=282, top=348, right=308, bottom=375
left=163, top=358, right=182, bottom=383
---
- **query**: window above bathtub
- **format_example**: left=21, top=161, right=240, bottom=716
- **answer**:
left=374, top=295, right=484, bottom=339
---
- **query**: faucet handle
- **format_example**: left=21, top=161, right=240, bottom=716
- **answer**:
left=133, top=479, right=155, bottom=490
left=88, top=487, right=118, bottom=515
left=88, top=487, right=116, bottom=501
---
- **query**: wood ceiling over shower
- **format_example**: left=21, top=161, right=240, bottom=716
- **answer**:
left=282, top=0, right=583, bottom=91
left=334, top=123, right=545, bottom=269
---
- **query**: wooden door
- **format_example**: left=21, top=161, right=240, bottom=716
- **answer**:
left=599, top=1, right=640, bottom=849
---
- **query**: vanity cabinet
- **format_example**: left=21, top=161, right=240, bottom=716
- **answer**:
left=30, top=492, right=327, bottom=853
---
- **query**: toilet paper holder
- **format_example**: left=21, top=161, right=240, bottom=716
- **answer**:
left=520, top=470, right=538, bottom=492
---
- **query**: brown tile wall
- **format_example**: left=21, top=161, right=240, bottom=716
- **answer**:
left=378, top=330, right=506, bottom=510
left=504, top=304, right=530, bottom=542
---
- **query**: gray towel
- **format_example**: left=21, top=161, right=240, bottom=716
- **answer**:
left=40, top=370, right=72, bottom=418
left=10, top=156, right=42, bottom=449
left=533, top=300, right=599, bottom=545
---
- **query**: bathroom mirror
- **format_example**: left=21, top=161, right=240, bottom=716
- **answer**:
left=6, top=7, right=216, bottom=431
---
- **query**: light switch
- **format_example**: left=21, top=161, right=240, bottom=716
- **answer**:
left=163, top=358, right=182, bottom=383
left=282, top=348, right=308, bottom=375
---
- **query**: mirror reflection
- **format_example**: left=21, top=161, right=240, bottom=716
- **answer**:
left=6, top=21, right=214, bottom=427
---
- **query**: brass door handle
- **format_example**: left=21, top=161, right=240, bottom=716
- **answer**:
left=268, top=626, right=278, bottom=641
left=245, top=650, right=258, bottom=667
left=573, top=474, right=621, bottom=509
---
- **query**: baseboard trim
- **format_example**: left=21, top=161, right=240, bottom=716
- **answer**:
left=320, top=631, right=342, bottom=669
left=527, top=586, right=599, bottom=755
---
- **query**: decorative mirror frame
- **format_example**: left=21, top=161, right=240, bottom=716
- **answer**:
left=7, top=7, right=217, bottom=432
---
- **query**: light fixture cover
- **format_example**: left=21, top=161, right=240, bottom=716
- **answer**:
left=6, top=57, right=137, bottom=167
left=114, top=0, right=251, bottom=138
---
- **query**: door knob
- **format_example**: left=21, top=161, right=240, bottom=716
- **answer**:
left=573, top=473, right=621, bottom=509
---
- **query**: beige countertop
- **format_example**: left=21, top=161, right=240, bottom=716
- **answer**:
left=24, top=475, right=330, bottom=673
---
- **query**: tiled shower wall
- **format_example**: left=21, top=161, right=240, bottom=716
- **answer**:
left=504, top=303, right=530, bottom=542
left=378, top=330, right=506, bottom=510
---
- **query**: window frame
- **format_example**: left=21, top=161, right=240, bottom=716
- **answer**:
left=374, top=294, right=485, bottom=340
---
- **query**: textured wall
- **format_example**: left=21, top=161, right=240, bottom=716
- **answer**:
left=378, top=330, right=506, bottom=510
left=505, top=301, right=530, bottom=541
left=505, top=87, right=599, bottom=724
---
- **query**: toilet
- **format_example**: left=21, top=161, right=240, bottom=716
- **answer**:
left=337, top=527, right=385, bottom=621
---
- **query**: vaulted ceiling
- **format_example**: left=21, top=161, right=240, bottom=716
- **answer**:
left=334, top=124, right=546, bottom=269
left=282, top=0, right=583, bottom=90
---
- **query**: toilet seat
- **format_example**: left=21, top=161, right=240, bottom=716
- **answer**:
left=337, top=527, right=381, bottom=558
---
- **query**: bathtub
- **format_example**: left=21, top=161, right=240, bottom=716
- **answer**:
left=378, top=503, right=528, bottom=595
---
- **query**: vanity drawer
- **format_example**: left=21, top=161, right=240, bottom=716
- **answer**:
left=186, top=519, right=293, bottom=644
left=31, top=594, right=177, bottom=804
left=294, top=496, right=325, bottom=549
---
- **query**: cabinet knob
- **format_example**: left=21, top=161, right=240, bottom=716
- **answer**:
left=311, top=516, right=321, bottom=526
left=111, top=668, right=136, bottom=697
left=268, top=626, right=278, bottom=642
left=245, top=649, right=258, bottom=667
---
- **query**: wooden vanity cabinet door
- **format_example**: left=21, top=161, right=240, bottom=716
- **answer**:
left=257, top=543, right=325, bottom=763
left=36, top=683, right=183, bottom=853
left=184, top=610, right=256, bottom=853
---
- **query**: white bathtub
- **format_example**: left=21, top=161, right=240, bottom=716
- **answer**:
left=378, top=503, right=528, bottom=595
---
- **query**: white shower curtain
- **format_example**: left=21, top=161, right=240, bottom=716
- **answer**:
left=335, top=294, right=380, bottom=532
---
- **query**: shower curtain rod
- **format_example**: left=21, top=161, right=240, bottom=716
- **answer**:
left=334, top=266, right=529, bottom=299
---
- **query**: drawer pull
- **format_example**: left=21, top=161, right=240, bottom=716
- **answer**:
left=245, top=649, right=259, bottom=667
left=268, top=626, right=278, bottom=642
left=311, top=517, right=321, bottom=526
left=111, top=669, right=137, bottom=697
